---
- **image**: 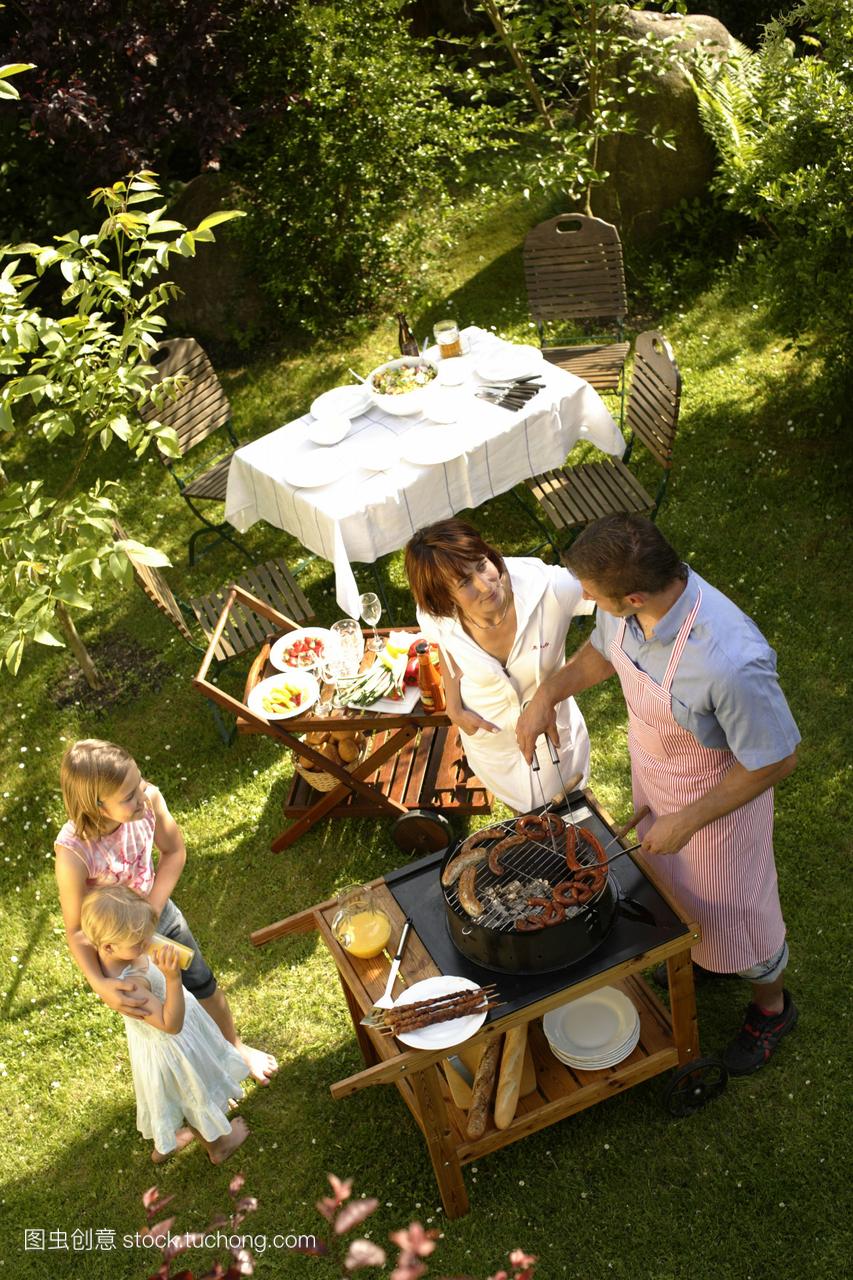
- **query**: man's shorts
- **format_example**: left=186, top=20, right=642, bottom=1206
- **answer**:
left=156, top=897, right=217, bottom=1000
left=737, top=939, right=788, bottom=985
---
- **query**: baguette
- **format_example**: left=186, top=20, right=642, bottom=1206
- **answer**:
left=494, top=1024, right=527, bottom=1128
left=442, top=1058, right=473, bottom=1110
left=465, top=1038, right=501, bottom=1139
left=457, top=1041, right=485, bottom=1078
left=520, top=1038, right=537, bottom=1097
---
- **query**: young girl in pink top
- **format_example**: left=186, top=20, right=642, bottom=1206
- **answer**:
left=55, top=739, right=277, bottom=1086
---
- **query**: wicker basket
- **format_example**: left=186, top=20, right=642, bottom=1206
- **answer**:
left=295, top=738, right=369, bottom=792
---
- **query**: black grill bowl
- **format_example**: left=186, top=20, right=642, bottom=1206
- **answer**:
left=441, top=840, right=619, bottom=976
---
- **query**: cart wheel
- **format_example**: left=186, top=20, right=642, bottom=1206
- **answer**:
left=392, top=810, right=452, bottom=856
left=664, top=1058, right=728, bottom=1117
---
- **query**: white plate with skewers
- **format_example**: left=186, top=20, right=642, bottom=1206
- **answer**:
left=392, top=975, right=488, bottom=1050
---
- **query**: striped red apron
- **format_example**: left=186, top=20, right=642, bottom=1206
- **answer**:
left=610, top=591, right=786, bottom=972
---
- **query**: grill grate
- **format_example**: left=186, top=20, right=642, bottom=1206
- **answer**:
left=443, top=813, right=609, bottom=932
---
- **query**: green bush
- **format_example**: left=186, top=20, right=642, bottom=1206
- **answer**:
left=233, top=0, right=500, bottom=330
left=686, top=2, right=853, bottom=369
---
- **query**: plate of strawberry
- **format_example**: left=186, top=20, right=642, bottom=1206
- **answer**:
left=269, top=627, right=336, bottom=672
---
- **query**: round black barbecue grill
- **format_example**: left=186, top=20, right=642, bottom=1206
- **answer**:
left=441, top=815, right=619, bottom=975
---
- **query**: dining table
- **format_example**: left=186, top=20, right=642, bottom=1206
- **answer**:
left=224, top=327, right=625, bottom=617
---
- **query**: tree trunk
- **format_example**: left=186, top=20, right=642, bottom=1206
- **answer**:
left=55, top=602, right=102, bottom=690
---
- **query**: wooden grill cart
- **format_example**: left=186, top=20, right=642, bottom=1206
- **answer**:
left=252, top=791, right=727, bottom=1218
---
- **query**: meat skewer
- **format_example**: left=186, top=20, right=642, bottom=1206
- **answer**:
left=378, top=983, right=496, bottom=1019
left=379, top=999, right=503, bottom=1036
left=371, top=985, right=499, bottom=1034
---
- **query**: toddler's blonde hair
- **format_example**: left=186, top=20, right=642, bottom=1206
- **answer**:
left=60, top=739, right=136, bottom=838
left=80, top=885, right=157, bottom=951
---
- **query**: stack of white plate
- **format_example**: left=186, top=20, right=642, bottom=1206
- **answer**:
left=543, top=986, right=640, bottom=1070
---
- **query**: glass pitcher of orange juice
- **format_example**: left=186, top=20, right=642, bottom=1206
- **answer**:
left=332, top=885, right=392, bottom=959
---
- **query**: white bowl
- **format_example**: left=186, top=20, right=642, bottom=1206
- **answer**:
left=367, top=356, right=439, bottom=417
left=308, top=413, right=351, bottom=446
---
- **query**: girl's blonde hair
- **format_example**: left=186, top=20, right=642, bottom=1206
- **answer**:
left=80, top=885, right=157, bottom=951
left=60, top=739, right=136, bottom=838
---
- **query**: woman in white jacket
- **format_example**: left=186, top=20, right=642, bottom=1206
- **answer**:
left=405, top=518, right=591, bottom=813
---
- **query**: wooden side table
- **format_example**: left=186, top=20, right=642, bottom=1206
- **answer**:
left=193, top=587, right=491, bottom=850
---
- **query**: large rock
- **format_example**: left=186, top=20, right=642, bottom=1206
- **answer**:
left=590, top=10, right=737, bottom=240
left=163, top=173, right=270, bottom=352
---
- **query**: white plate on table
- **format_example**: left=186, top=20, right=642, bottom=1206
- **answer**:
left=283, top=446, right=351, bottom=489
left=310, top=384, right=371, bottom=420
left=399, top=425, right=469, bottom=467
left=543, top=987, right=638, bottom=1059
left=353, top=436, right=402, bottom=473
left=474, top=343, right=544, bottom=384
left=422, top=384, right=462, bottom=424
left=247, top=669, right=320, bottom=720
left=269, top=627, right=337, bottom=673
left=392, top=975, right=489, bottom=1050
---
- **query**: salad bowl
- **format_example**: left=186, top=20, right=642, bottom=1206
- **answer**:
left=367, top=356, right=438, bottom=417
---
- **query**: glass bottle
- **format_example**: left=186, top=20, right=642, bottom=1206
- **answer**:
left=397, top=312, right=419, bottom=358
left=146, top=933, right=194, bottom=970
left=416, top=641, right=446, bottom=713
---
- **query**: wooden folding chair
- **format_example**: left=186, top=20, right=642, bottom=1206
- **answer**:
left=523, top=213, right=630, bottom=413
left=139, top=336, right=252, bottom=565
left=114, top=522, right=315, bottom=742
left=525, top=331, right=682, bottom=546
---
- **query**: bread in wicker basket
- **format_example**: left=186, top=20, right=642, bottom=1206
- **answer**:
left=295, top=727, right=370, bottom=792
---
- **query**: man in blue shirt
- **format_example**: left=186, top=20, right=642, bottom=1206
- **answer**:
left=516, top=514, right=799, bottom=1074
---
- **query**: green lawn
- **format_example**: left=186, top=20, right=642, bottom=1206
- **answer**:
left=0, top=200, right=850, bottom=1280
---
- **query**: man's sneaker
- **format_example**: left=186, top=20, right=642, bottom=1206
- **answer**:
left=722, top=991, right=798, bottom=1076
left=651, top=961, right=737, bottom=989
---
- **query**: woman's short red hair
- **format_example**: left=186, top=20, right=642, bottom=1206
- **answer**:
left=405, top=518, right=505, bottom=618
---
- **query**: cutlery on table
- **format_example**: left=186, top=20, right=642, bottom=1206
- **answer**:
left=475, top=382, right=543, bottom=411
left=361, top=916, right=413, bottom=1020
left=480, top=375, right=545, bottom=388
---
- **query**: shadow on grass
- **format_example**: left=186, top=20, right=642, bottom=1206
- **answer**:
left=0, top=1043, right=419, bottom=1280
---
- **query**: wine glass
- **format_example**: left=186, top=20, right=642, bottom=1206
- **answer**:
left=359, top=592, right=383, bottom=653
left=317, top=654, right=347, bottom=710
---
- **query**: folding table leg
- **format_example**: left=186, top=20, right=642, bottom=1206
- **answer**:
left=409, top=1064, right=470, bottom=1219
left=270, top=726, right=418, bottom=852
left=338, top=973, right=380, bottom=1069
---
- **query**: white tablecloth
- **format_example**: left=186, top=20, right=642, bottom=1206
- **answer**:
left=225, top=329, right=624, bottom=617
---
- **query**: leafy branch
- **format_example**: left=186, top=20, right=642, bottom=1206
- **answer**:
left=470, top=1, right=683, bottom=213
left=0, top=170, right=244, bottom=683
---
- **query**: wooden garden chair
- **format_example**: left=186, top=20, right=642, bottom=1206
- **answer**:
left=524, top=331, right=682, bottom=546
left=113, top=522, right=315, bottom=742
left=140, top=336, right=251, bottom=565
left=523, top=213, right=630, bottom=414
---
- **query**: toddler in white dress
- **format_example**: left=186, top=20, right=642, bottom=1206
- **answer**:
left=80, top=885, right=249, bottom=1164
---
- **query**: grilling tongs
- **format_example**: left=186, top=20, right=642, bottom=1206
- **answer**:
left=534, top=733, right=650, bottom=871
